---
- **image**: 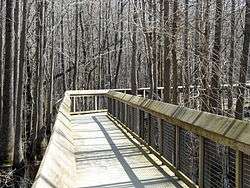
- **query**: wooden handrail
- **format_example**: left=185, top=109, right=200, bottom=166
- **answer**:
left=106, top=90, right=250, bottom=156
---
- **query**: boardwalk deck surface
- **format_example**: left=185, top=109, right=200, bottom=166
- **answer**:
left=72, top=113, right=187, bottom=188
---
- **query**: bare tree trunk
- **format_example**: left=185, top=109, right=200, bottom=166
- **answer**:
left=0, top=0, right=15, bottom=169
left=14, top=0, right=27, bottom=179
left=158, top=0, right=163, bottom=88
left=73, top=0, right=79, bottom=90
left=152, top=0, right=158, bottom=99
left=37, top=0, right=46, bottom=160
left=200, top=0, right=210, bottom=112
left=60, top=0, right=67, bottom=92
left=0, top=0, right=3, bottom=126
left=210, top=0, right=222, bottom=114
left=183, top=0, right=190, bottom=106
left=113, top=0, right=124, bottom=89
left=141, top=0, right=153, bottom=98
left=46, top=0, right=55, bottom=135
left=31, top=0, right=40, bottom=160
left=13, top=0, right=20, bottom=128
left=228, top=0, right=235, bottom=115
left=172, top=0, right=178, bottom=105
left=193, top=0, right=200, bottom=109
left=131, top=0, right=138, bottom=95
left=235, top=0, right=250, bottom=120
left=163, top=0, right=171, bottom=103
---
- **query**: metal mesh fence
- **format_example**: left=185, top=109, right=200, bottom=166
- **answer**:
left=162, top=121, right=176, bottom=165
left=143, top=112, right=150, bottom=144
left=127, top=106, right=132, bottom=130
left=149, top=116, right=159, bottom=152
left=107, top=98, right=112, bottom=114
left=243, top=153, right=250, bottom=188
left=228, top=149, right=236, bottom=188
left=120, top=102, right=125, bottom=124
left=204, top=139, right=236, bottom=188
left=113, top=99, right=116, bottom=117
left=204, top=139, right=223, bottom=187
left=107, top=98, right=246, bottom=187
left=139, top=110, right=145, bottom=138
left=179, top=128, right=199, bottom=184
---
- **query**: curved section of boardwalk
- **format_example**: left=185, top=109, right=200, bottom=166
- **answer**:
left=72, top=113, right=187, bottom=188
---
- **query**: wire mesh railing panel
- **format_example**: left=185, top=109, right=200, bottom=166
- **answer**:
left=119, top=102, right=123, bottom=122
left=162, top=121, right=176, bottom=165
left=149, top=116, right=159, bottom=152
left=120, top=102, right=125, bottom=124
left=228, top=149, right=236, bottom=188
left=99, top=95, right=107, bottom=109
left=204, top=139, right=225, bottom=187
left=127, top=106, right=132, bottom=130
left=143, top=112, right=150, bottom=144
left=115, top=100, right=119, bottom=118
left=113, top=99, right=116, bottom=118
left=139, top=110, right=145, bottom=139
left=243, top=153, right=250, bottom=188
left=179, top=128, right=199, bottom=184
left=108, top=98, right=112, bottom=114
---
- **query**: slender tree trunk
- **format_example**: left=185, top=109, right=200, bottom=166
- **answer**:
left=193, top=0, right=200, bottom=108
left=228, top=0, right=235, bottom=115
left=13, top=0, right=20, bottom=128
left=31, top=0, right=40, bottom=160
left=0, top=0, right=3, bottom=126
left=60, top=0, right=67, bottom=92
left=13, top=0, right=27, bottom=180
left=46, top=0, right=55, bottom=135
left=0, top=0, right=15, bottom=170
left=131, top=0, right=138, bottom=95
left=163, top=0, right=171, bottom=103
left=235, top=0, right=250, bottom=120
left=184, top=0, right=190, bottom=106
left=201, top=0, right=210, bottom=112
left=113, top=0, right=124, bottom=89
left=37, top=0, right=46, bottom=160
left=152, top=0, right=158, bottom=99
left=172, top=0, right=178, bottom=105
left=73, top=0, right=79, bottom=90
left=210, top=0, right=222, bottom=114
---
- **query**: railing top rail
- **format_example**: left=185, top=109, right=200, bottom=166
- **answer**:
left=106, top=90, right=250, bottom=155
left=66, top=89, right=110, bottom=96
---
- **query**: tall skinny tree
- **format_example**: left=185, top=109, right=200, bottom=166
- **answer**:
left=131, top=0, right=138, bottom=95
left=0, top=0, right=15, bottom=170
left=235, top=0, right=250, bottom=120
left=163, top=0, right=171, bottom=103
left=14, top=0, right=28, bottom=177
left=210, top=0, right=222, bottom=113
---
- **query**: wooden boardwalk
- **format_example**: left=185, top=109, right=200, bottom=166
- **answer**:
left=72, top=113, right=187, bottom=188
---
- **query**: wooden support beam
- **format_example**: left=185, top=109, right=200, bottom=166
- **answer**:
left=94, top=96, right=98, bottom=111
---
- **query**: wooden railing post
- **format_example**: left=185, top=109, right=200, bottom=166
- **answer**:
left=95, top=96, right=98, bottom=111
left=124, top=103, right=127, bottom=124
left=236, top=150, right=243, bottom=188
left=198, top=136, right=204, bottom=188
left=73, top=97, right=76, bottom=112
